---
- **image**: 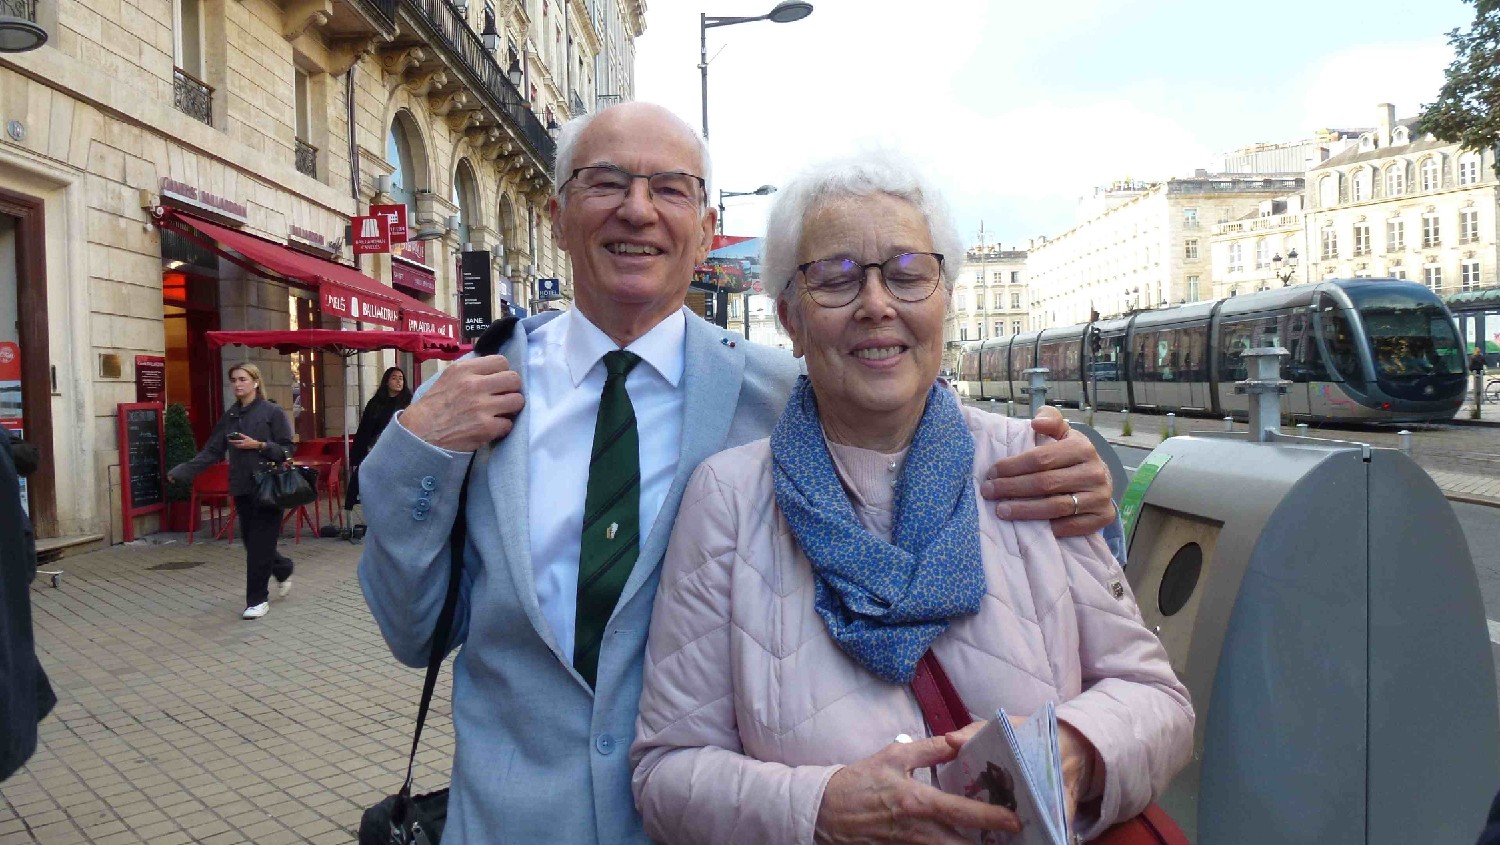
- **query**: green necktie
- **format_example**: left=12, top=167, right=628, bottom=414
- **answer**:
left=574, top=350, right=642, bottom=688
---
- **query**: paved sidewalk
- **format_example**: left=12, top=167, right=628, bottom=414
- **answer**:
left=0, top=533, right=447, bottom=844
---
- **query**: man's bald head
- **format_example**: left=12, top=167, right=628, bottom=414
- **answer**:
left=552, top=102, right=713, bottom=204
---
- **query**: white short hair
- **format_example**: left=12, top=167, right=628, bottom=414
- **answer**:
left=760, top=149, right=965, bottom=303
left=552, top=103, right=714, bottom=205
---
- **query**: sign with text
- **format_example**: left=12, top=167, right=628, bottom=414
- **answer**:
left=391, top=259, right=436, bottom=295
left=135, top=355, right=166, bottom=403
left=159, top=178, right=249, bottom=224
left=538, top=277, right=562, bottom=301
left=320, top=286, right=401, bottom=327
left=394, top=238, right=428, bottom=266
left=351, top=215, right=391, bottom=255
left=460, top=250, right=494, bottom=339
left=371, top=203, right=409, bottom=243
left=117, top=402, right=166, bottom=542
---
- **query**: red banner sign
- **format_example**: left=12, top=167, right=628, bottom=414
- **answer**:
left=352, top=215, right=391, bottom=254
left=320, top=286, right=401, bottom=327
left=394, top=238, right=428, bottom=266
left=371, top=204, right=408, bottom=243
left=391, top=259, right=436, bottom=295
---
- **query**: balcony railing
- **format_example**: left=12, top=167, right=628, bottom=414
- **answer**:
left=403, top=0, right=557, bottom=172
left=570, top=89, right=587, bottom=117
left=361, top=0, right=396, bottom=26
left=173, top=67, right=213, bottom=126
left=295, top=137, right=318, bottom=178
left=0, top=0, right=37, bottom=23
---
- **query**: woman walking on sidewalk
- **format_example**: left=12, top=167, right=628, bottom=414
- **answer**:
left=168, top=363, right=296, bottom=620
left=344, top=366, right=411, bottom=511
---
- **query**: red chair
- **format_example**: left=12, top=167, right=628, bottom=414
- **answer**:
left=188, top=463, right=235, bottom=544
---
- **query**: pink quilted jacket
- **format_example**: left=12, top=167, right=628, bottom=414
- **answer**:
left=631, top=406, right=1194, bottom=844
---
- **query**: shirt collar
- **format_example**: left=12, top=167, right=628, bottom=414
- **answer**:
left=564, top=307, right=687, bottom=388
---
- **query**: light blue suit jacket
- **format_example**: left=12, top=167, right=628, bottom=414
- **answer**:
left=359, top=309, right=802, bottom=845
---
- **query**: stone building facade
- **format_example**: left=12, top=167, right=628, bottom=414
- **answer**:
left=944, top=244, right=1027, bottom=372
left=0, top=0, right=637, bottom=544
left=1027, top=175, right=1303, bottom=329
left=1206, top=195, right=1306, bottom=299
left=1302, top=104, right=1498, bottom=295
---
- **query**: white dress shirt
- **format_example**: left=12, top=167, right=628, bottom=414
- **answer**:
left=526, top=307, right=686, bottom=664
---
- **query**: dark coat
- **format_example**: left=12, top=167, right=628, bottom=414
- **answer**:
left=1474, top=351, right=1489, bottom=375
left=0, top=422, right=55, bottom=782
left=1477, top=788, right=1500, bottom=845
left=171, top=397, right=293, bottom=496
left=345, top=390, right=411, bottom=508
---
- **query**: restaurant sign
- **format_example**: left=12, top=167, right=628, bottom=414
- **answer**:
left=320, top=288, right=400, bottom=327
left=160, top=178, right=249, bottom=225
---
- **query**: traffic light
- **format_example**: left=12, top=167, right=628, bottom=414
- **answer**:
left=1090, top=329, right=1103, bottom=355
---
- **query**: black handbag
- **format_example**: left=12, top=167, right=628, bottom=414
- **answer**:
left=358, top=317, right=517, bottom=845
left=253, top=461, right=319, bottom=510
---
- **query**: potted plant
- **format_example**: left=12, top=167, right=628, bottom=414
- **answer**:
left=163, top=402, right=198, bottom=532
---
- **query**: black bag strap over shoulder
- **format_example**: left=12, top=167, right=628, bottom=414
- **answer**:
left=399, top=316, right=520, bottom=800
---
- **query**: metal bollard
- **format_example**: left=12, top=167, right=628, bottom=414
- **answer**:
left=1122, top=410, right=1132, bottom=436
left=1006, top=400, right=1015, bottom=417
left=1296, top=422, right=1309, bottom=437
left=1235, top=347, right=1291, bottom=443
left=1223, top=416, right=1233, bottom=432
left=1086, top=406, right=1095, bottom=427
left=1022, top=368, right=1050, bottom=418
left=989, top=398, right=997, bottom=414
left=1166, top=412, right=1176, bottom=437
left=1399, top=430, right=1412, bottom=454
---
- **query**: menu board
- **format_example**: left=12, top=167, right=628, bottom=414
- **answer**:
left=135, top=355, right=166, bottom=403
left=117, top=402, right=166, bottom=541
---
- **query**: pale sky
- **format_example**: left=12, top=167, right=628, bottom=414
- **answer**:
left=634, top=0, right=1471, bottom=251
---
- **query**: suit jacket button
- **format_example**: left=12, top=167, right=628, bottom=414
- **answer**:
left=412, top=509, right=428, bottom=521
left=594, top=733, right=615, bottom=755
left=420, top=475, right=437, bottom=491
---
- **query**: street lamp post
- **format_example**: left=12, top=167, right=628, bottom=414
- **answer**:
left=1272, top=249, right=1300, bottom=286
left=718, top=185, right=777, bottom=339
left=699, top=2, right=814, bottom=140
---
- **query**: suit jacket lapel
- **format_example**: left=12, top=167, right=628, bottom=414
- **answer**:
left=615, top=316, right=746, bottom=612
left=484, top=312, right=568, bottom=663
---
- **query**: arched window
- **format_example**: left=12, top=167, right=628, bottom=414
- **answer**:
left=1386, top=164, right=1405, bottom=197
left=1420, top=157, right=1439, bottom=192
left=1319, top=175, right=1338, bottom=207
left=1393, top=126, right=1409, bottom=145
left=452, top=160, right=480, bottom=247
left=1352, top=168, right=1370, bottom=202
left=386, top=111, right=427, bottom=214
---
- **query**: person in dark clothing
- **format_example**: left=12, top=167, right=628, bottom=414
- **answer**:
left=1, top=422, right=55, bottom=782
left=168, top=363, right=295, bottom=620
left=1477, top=788, right=1500, bottom=845
left=1474, top=348, right=1489, bottom=376
left=343, top=366, right=411, bottom=510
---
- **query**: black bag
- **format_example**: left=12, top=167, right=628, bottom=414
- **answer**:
left=253, top=462, right=319, bottom=510
left=358, top=317, right=518, bottom=845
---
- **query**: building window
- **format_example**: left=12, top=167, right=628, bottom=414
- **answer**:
left=1463, top=260, right=1482, bottom=292
left=293, top=69, right=316, bottom=178
left=1459, top=152, right=1481, bottom=186
left=1460, top=208, right=1479, bottom=244
left=1185, top=239, right=1199, bottom=260
left=1228, top=243, right=1243, bottom=272
left=959, top=325, right=969, bottom=341
left=992, top=291, right=1002, bottom=310
left=1010, top=292, right=1020, bottom=309
left=1012, top=320, right=1022, bottom=334
left=1353, top=169, right=1370, bottom=202
left=1424, top=265, right=1442, bottom=291
left=1391, top=267, right=1407, bottom=280
left=994, top=321, right=1003, bottom=337
left=1422, top=214, right=1441, bottom=248
left=172, top=0, right=211, bottom=125
left=992, top=270, right=1004, bottom=283
left=1187, top=276, right=1200, bottom=301
left=1319, top=175, right=1338, bottom=207
left=957, top=291, right=967, bottom=311
left=1386, top=165, right=1405, bottom=196
left=1387, top=218, right=1405, bottom=252
left=1353, top=224, right=1370, bottom=256
left=1321, top=229, right=1338, bottom=260
left=1183, top=208, right=1198, bottom=227
left=1010, top=271, right=1020, bottom=284
left=1420, top=157, right=1439, bottom=192
left=1255, top=238, right=1270, bottom=269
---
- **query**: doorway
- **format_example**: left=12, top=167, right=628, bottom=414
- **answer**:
left=0, top=190, right=55, bottom=537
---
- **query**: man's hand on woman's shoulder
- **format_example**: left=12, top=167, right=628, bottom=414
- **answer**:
left=978, top=406, right=1116, bottom=535
left=399, top=355, right=525, bottom=453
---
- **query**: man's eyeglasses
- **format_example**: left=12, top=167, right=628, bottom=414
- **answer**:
left=560, top=165, right=707, bottom=209
left=793, top=252, right=945, bottom=308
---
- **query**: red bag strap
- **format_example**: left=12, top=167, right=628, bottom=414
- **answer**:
left=911, top=650, right=969, bottom=736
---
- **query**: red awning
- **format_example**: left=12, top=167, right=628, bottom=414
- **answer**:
left=156, top=208, right=459, bottom=338
left=205, top=329, right=470, bottom=361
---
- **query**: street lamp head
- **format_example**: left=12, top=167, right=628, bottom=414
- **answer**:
left=508, top=60, right=524, bottom=90
left=753, top=184, right=777, bottom=196
left=481, top=14, right=500, bottom=52
left=766, top=1, right=814, bottom=23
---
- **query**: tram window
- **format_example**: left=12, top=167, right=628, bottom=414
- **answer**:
left=1284, top=313, right=1331, bottom=382
left=1135, top=333, right=1155, bottom=381
left=1063, top=343, right=1081, bottom=381
left=1219, top=320, right=1259, bottom=381
left=1318, top=309, right=1363, bottom=383
left=1156, top=332, right=1178, bottom=381
left=960, top=350, right=980, bottom=382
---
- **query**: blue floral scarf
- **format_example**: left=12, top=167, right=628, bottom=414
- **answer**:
left=770, top=377, right=985, bottom=684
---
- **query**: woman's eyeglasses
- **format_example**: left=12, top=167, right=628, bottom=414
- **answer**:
left=793, top=252, right=945, bottom=308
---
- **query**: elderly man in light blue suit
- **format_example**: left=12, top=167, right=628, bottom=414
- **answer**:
left=359, top=102, right=1117, bottom=845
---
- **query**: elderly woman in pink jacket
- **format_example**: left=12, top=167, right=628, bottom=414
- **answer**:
left=631, top=151, right=1193, bottom=844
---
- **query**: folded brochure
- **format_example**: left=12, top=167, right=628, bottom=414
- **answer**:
left=935, top=702, right=1071, bottom=845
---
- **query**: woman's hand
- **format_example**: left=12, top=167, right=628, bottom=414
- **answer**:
left=814, top=731, right=1020, bottom=845
left=980, top=406, right=1116, bottom=536
left=1057, top=720, right=1100, bottom=829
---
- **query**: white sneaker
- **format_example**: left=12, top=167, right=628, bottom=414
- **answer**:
left=242, top=602, right=269, bottom=619
left=277, top=577, right=293, bottom=598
